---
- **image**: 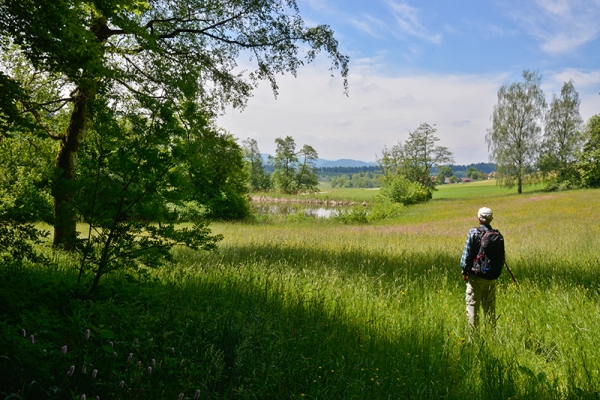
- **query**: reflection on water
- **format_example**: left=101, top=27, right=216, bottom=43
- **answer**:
left=252, top=204, right=341, bottom=218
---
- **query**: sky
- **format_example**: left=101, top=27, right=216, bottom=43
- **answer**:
left=217, top=0, right=600, bottom=165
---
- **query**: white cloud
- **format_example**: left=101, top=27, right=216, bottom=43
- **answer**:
left=218, top=66, right=510, bottom=165
left=387, top=1, right=443, bottom=44
left=505, top=0, right=600, bottom=54
left=549, top=68, right=600, bottom=88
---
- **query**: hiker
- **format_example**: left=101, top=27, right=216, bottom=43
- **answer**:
left=460, top=207, right=505, bottom=329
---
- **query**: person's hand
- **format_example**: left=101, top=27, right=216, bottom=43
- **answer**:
left=462, top=274, right=469, bottom=282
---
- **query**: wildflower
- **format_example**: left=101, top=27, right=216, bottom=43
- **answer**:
left=81, top=365, right=87, bottom=374
left=85, top=329, right=90, bottom=340
left=61, top=345, right=68, bottom=355
left=147, top=366, right=152, bottom=375
left=92, top=369, right=98, bottom=379
left=194, top=389, right=201, bottom=399
left=95, top=397, right=99, bottom=400
left=30, top=335, right=35, bottom=344
left=152, top=359, right=156, bottom=367
left=68, top=365, right=75, bottom=376
left=178, top=393, right=184, bottom=400
left=127, top=353, right=133, bottom=363
left=137, top=361, right=142, bottom=369
left=81, top=395, right=86, bottom=400
left=113, top=352, right=117, bottom=358
left=109, top=341, right=114, bottom=348
left=21, top=329, right=26, bottom=337
left=119, top=381, right=125, bottom=389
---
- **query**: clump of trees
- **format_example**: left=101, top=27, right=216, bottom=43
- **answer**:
left=242, top=135, right=321, bottom=194
left=378, top=123, right=454, bottom=205
left=330, top=172, right=380, bottom=188
left=487, top=70, right=597, bottom=192
left=0, top=0, right=348, bottom=293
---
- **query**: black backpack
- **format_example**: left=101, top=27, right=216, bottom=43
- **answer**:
left=472, top=228, right=505, bottom=280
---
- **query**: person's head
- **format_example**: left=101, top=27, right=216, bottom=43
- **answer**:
left=477, top=207, right=493, bottom=225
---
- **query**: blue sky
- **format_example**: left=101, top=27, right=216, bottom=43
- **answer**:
left=218, top=0, right=600, bottom=164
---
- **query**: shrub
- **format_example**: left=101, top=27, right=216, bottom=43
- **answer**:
left=380, top=175, right=431, bottom=205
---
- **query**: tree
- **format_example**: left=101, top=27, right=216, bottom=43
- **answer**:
left=539, top=80, right=584, bottom=175
left=436, top=165, right=454, bottom=184
left=74, top=94, right=223, bottom=294
left=578, top=114, right=600, bottom=187
left=0, top=0, right=349, bottom=250
left=486, top=70, right=546, bottom=194
left=270, top=136, right=299, bottom=193
left=295, top=144, right=319, bottom=193
left=242, top=138, right=271, bottom=191
left=378, top=123, right=454, bottom=193
left=465, top=166, right=483, bottom=180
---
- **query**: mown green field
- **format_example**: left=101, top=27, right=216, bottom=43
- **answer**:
left=2, top=183, right=600, bottom=399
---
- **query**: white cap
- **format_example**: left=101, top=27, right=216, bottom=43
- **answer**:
left=477, top=207, right=493, bottom=222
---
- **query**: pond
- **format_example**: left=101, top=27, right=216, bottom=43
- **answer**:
left=252, top=203, right=342, bottom=218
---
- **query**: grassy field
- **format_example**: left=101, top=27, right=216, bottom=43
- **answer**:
left=2, top=183, right=600, bottom=399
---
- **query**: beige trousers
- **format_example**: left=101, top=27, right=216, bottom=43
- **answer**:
left=465, top=275, right=497, bottom=329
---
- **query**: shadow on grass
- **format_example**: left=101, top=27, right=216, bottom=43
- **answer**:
left=205, top=242, right=600, bottom=294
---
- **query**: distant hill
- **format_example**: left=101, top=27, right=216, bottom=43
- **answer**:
left=261, top=154, right=377, bottom=168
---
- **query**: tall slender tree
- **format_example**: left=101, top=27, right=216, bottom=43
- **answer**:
left=270, top=136, right=299, bottom=194
left=242, top=138, right=271, bottom=191
left=486, top=70, right=546, bottom=194
left=540, top=80, right=584, bottom=172
left=295, top=144, right=319, bottom=193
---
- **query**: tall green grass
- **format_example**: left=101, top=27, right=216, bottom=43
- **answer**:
left=2, top=186, right=599, bottom=399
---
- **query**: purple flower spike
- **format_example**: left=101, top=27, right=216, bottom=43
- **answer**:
left=21, top=329, right=26, bottom=337
left=61, top=345, right=68, bottom=355
left=113, top=352, right=117, bottom=358
left=85, top=329, right=90, bottom=340
left=194, top=389, right=201, bottom=399
left=109, top=341, right=114, bottom=348
left=80, top=395, right=86, bottom=400
left=147, top=366, right=152, bottom=375
left=30, top=335, right=35, bottom=344
left=82, top=365, right=87, bottom=374
left=95, top=397, right=100, bottom=400
left=137, top=361, right=142, bottom=369
left=178, top=393, right=184, bottom=400
left=152, top=358, right=156, bottom=367
left=68, top=365, right=75, bottom=376
left=92, top=369, right=98, bottom=379
left=119, top=381, right=125, bottom=389
left=127, top=353, right=133, bottom=363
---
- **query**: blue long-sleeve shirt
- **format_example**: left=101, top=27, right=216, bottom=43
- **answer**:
left=460, top=224, right=492, bottom=275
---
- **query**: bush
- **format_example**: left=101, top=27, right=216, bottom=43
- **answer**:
left=380, top=175, right=431, bottom=205
left=333, top=204, right=369, bottom=224
left=368, top=195, right=405, bottom=221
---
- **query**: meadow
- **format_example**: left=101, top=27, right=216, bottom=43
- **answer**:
left=2, top=181, right=600, bottom=399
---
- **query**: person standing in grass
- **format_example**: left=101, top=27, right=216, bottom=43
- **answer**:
left=460, top=207, right=505, bottom=330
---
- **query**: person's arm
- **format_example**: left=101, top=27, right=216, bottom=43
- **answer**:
left=460, top=229, right=475, bottom=280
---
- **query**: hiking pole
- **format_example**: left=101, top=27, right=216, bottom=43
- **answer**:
left=504, top=262, right=517, bottom=284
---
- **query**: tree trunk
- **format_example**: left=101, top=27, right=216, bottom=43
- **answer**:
left=53, top=85, right=93, bottom=250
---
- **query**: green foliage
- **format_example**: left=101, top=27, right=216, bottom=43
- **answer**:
left=436, top=165, right=455, bottom=184
left=0, top=133, right=54, bottom=223
left=74, top=95, right=222, bottom=294
left=465, top=166, right=484, bottom=180
left=270, top=136, right=299, bottom=194
left=577, top=114, right=600, bottom=187
left=295, top=144, right=319, bottom=193
left=368, top=195, right=405, bottom=221
left=379, top=123, right=453, bottom=195
left=242, top=138, right=271, bottom=191
left=487, top=69, right=546, bottom=194
left=331, top=172, right=380, bottom=188
left=379, top=174, right=431, bottom=205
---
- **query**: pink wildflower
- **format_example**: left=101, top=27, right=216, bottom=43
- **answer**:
left=194, top=389, right=201, bottom=399
left=21, top=329, right=26, bottom=337
left=127, top=353, right=133, bottom=363
left=147, top=366, right=152, bottom=375
left=68, top=365, right=75, bottom=376
left=80, top=395, right=86, bottom=400
left=92, top=369, right=98, bottom=379
left=119, top=381, right=125, bottom=389
left=61, top=345, right=68, bottom=355
left=30, top=335, right=35, bottom=344
left=85, top=329, right=90, bottom=340
left=178, top=394, right=184, bottom=400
